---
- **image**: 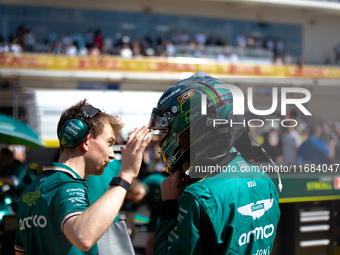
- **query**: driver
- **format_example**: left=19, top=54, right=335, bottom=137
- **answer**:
left=148, top=71, right=281, bottom=255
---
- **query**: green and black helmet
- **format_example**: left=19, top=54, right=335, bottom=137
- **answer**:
left=148, top=71, right=250, bottom=174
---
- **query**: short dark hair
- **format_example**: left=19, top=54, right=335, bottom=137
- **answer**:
left=57, top=99, right=123, bottom=152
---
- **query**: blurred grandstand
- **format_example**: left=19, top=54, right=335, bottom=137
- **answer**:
left=1, top=0, right=340, bottom=254
left=0, top=0, right=340, bottom=136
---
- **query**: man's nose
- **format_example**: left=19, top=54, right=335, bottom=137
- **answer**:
left=108, top=147, right=115, bottom=160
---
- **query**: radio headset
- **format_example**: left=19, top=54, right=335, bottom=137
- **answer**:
left=59, top=104, right=101, bottom=147
left=260, top=146, right=283, bottom=192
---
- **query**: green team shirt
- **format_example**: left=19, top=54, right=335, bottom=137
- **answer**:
left=129, top=173, right=165, bottom=213
left=142, top=173, right=166, bottom=214
left=129, top=173, right=166, bottom=231
left=14, top=162, right=98, bottom=255
left=154, top=153, right=281, bottom=255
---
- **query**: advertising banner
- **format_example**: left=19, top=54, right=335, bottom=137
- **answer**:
left=1, top=53, right=340, bottom=78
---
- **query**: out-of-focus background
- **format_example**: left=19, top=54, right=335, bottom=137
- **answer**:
left=1, top=0, right=340, bottom=254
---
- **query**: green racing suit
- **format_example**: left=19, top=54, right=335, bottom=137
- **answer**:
left=154, top=152, right=280, bottom=255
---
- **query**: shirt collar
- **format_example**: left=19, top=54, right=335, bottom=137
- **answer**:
left=43, top=162, right=84, bottom=180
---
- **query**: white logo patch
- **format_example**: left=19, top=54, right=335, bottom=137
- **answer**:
left=237, top=161, right=248, bottom=171
left=237, top=199, right=273, bottom=220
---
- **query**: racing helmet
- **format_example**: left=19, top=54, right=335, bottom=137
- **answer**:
left=148, top=71, right=250, bottom=174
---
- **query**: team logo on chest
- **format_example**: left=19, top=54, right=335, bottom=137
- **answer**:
left=237, top=199, right=273, bottom=220
left=22, top=188, right=41, bottom=206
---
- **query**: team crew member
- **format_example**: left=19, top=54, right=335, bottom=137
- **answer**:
left=148, top=72, right=281, bottom=255
left=14, top=99, right=150, bottom=255
left=0, top=148, right=29, bottom=191
left=126, top=173, right=166, bottom=255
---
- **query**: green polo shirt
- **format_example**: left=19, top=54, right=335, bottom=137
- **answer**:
left=14, top=162, right=98, bottom=255
left=154, top=153, right=280, bottom=255
left=128, top=173, right=166, bottom=232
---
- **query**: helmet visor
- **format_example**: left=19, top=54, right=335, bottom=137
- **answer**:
left=148, top=108, right=169, bottom=132
left=148, top=107, right=178, bottom=133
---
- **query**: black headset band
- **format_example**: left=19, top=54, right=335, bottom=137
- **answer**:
left=65, top=104, right=101, bottom=122
left=82, top=104, right=101, bottom=118
left=79, top=104, right=101, bottom=139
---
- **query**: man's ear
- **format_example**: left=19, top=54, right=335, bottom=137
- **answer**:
left=81, top=134, right=91, bottom=152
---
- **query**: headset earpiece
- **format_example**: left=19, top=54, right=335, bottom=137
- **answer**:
left=59, top=118, right=88, bottom=147
left=58, top=104, right=101, bottom=148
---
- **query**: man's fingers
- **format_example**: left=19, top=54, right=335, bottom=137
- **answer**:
left=136, top=136, right=151, bottom=154
left=126, top=127, right=148, bottom=147
left=161, top=170, right=187, bottom=200
left=121, top=126, right=150, bottom=167
left=129, top=126, right=147, bottom=142
left=125, top=126, right=149, bottom=152
left=181, top=171, right=190, bottom=183
left=120, top=146, right=125, bottom=156
left=127, top=128, right=139, bottom=143
left=135, top=126, right=148, bottom=138
left=174, top=169, right=183, bottom=180
left=182, top=173, right=190, bottom=187
left=172, top=170, right=190, bottom=189
left=170, top=170, right=182, bottom=186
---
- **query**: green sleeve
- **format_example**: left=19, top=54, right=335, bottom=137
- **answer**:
left=54, top=182, right=90, bottom=230
left=153, top=193, right=201, bottom=255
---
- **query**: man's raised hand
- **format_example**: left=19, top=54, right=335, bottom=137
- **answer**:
left=119, top=126, right=151, bottom=183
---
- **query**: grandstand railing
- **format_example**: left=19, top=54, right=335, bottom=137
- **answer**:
left=174, top=45, right=274, bottom=64
left=29, top=43, right=275, bottom=64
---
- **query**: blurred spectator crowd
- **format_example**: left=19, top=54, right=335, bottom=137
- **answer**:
left=116, top=114, right=340, bottom=173
left=0, top=25, right=305, bottom=64
left=248, top=116, right=340, bottom=165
